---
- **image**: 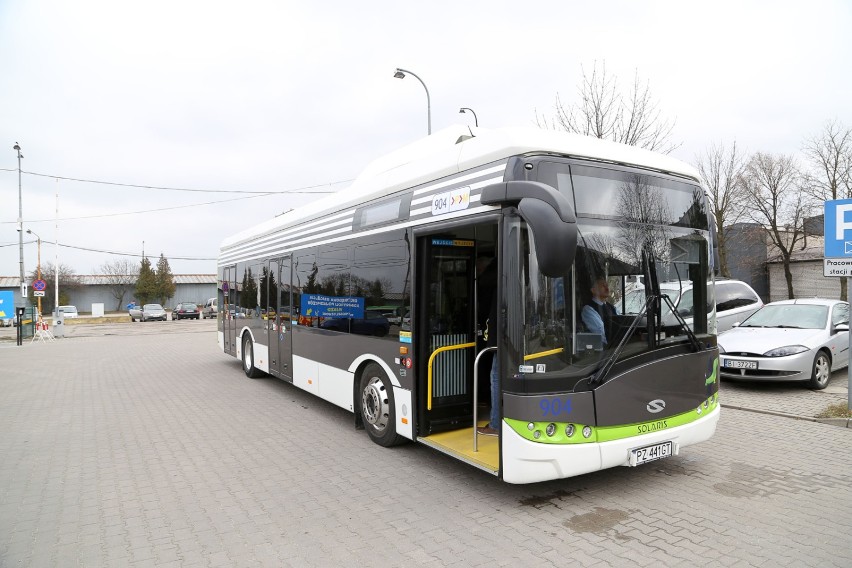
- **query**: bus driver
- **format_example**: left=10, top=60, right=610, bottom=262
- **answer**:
left=581, top=277, right=618, bottom=347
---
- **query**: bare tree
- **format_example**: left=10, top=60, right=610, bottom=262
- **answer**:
left=802, top=119, right=852, bottom=201
left=742, top=152, right=807, bottom=299
left=99, top=259, right=139, bottom=311
left=695, top=141, right=748, bottom=277
left=537, top=61, right=680, bottom=154
left=801, top=119, right=852, bottom=300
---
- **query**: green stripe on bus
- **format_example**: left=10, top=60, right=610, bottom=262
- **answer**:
left=504, top=395, right=718, bottom=444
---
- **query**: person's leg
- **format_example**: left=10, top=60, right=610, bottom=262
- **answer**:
left=489, top=354, right=499, bottom=430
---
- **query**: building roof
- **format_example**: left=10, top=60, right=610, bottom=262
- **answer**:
left=765, top=247, right=825, bottom=264
left=0, top=274, right=216, bottom=287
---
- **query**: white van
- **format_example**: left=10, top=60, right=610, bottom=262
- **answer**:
left=58, top=305, right=79, bottom=318
left=201, top=298, right=218, bottom=319
left=624, top=279, right=763, bottom=333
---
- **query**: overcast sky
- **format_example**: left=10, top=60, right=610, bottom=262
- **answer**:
left=1, top=0, right=851, bottom=278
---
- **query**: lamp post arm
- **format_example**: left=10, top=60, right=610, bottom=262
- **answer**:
left=396, top=67, right=431, bottom=135
left=460, top=107, right=479, bottom=127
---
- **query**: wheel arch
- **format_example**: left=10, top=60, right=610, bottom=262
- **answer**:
left=348, top=355, right=399, bottom=387
left=236, top=326, right=256, bottom=360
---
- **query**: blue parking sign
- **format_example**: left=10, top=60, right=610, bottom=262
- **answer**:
left=824, top=199, right=852, bottom=257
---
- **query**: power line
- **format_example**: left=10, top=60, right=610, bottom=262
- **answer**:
left=9, top=191, right=276, bottom=223
left=58, top=242, right=215, bottom=261
left=1, top=167, right=353, bottom=194
left=0, top=238, right=214, bottom=261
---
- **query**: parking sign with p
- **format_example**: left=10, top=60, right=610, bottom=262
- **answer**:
left=824, top=199, right=852, bottom=258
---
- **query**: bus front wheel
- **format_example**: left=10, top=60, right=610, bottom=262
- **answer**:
left=242, top=335, right=264, bottom=378
left=359, top=363, right=404, bottom=447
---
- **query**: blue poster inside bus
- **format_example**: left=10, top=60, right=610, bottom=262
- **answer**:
left=0, top=290, right=13, bottom=321
left=300, top=294, right=365, bottom=319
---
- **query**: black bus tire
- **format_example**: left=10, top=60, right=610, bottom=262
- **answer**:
left=242, top=334, right=264, bottom=378
left=359, top=363, right=405, bottom=447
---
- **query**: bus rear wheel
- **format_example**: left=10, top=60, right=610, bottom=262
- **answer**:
left=242, top=335, right=264, bottom=378
left=359, top=363, right=404, bottom=447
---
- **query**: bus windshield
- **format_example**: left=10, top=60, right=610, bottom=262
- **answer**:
left=506, top=165, right=713, bottom=393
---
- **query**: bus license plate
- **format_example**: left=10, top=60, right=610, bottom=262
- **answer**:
left=630, top=441, right=673, bottom=466
left=724, top=359, right=758, bottom=369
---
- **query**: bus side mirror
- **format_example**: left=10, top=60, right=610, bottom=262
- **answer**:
left=518, top=197, right=577, bottom=277
left=480, top=180, right=578, bottom=277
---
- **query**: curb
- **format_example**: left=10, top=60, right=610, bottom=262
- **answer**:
left=722, top=404, right=852, bottom=428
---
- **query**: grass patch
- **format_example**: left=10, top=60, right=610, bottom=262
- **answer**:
left=816, top=402, right=852, bottom=419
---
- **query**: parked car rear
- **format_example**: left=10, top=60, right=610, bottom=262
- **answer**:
left=141, top=304, right=167, bottom=322
left=172, top=302, right=200, bottom=320
left=201, top=297, right=217, bottom=319
left=58, top=305, right=78, bottom=318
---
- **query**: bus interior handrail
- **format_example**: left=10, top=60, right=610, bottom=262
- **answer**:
left=473, top=346, right=497, bottom=452
left=427, top=342, right=476, bottom=410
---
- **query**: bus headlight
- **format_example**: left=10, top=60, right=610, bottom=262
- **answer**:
left=545, top=423, right=556, bottom=437
left=582, top=426, right=592, bottom=438
left=533, top=430, right=542, bottom=439
left=527, top=422, right=535, bottom=431
left=565, top=424, right=575, bottom=437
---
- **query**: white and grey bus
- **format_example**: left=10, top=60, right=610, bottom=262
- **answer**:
left=216, top=126, right=720, bottom=484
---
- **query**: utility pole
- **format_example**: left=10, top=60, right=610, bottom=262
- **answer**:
left=13, top=143, right=25, bottom=307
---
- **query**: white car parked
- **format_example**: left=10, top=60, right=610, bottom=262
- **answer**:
left=718, top=298, right=849, bottom=390
left=57, top=305, right=78, bottom=318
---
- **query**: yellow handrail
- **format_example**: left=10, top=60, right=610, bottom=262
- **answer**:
left=427, top=342, right=476, bottom=410
left=523, top=347, right=564, bottom=361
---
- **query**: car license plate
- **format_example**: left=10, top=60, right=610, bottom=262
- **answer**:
left=629, top=441, right=674, bottom=466
left=723, top=358, right=758, bottom=369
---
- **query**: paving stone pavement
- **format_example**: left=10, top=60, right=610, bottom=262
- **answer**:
left=720, top=367, right=850, bottom=423
left=1, top=324, right=851, bottom=567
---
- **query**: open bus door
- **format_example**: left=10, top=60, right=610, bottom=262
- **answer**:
left=414, top=222, right=500, bottom=475
left=222, top=265, right=237, bottom=356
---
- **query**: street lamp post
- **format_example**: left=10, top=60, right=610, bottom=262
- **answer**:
left=54, top=184, right=59, bottom=315
left=393, top=68, right=431, bottom=135
left=458, top=107, right=479, bottom=127
left=26, top=229, right=42, bottom=316
left=13, top=143, right=25, bottom=307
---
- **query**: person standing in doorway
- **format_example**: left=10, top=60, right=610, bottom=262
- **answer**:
left=476, top=255, right=499, bottom=437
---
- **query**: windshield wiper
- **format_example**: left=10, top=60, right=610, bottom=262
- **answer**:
left=589, top=295, right=654, bottom=386
left=769, top=324, right=801, bottom=328
left=660, top=293, right=702, bottom=352
left=589, top=293, right=703, bottom=386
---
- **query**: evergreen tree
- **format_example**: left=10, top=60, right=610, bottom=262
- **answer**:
left=135, top=257, right=157, bottom=304
left=155, top=254, right=177, bottom=305
left=241, top=267, right=258, bottom=312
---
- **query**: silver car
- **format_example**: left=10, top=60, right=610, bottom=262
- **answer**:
left=141, top=303, right=168, bottom=322
left=718, top=298, right=849, bottom=390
